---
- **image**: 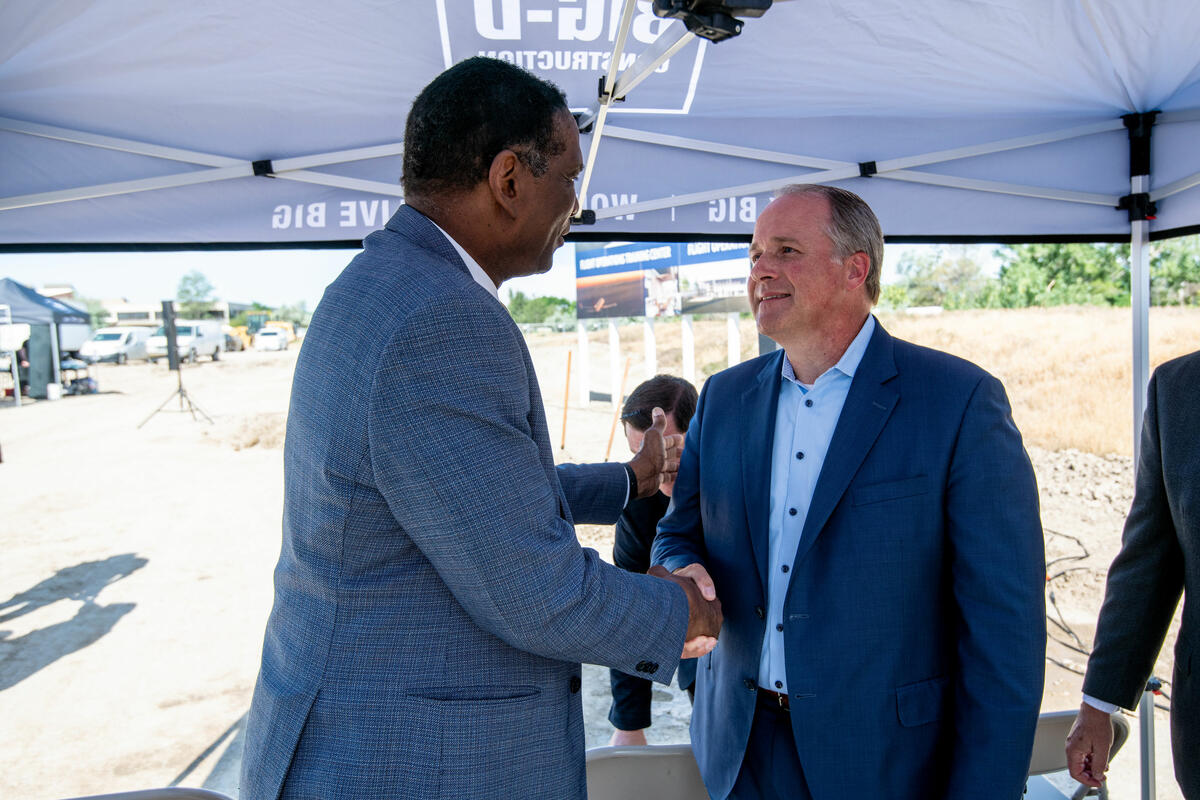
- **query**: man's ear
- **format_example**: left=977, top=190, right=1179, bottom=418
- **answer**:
left=488, top=149, right=522, bottom=220
left=843, top=250, right=870, bottom=291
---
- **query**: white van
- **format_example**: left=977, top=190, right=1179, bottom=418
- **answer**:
left=80, top=326, right=150, bottom=364
left=147, top=320, right=223, bottom=363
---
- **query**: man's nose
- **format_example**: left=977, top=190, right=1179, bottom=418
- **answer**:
left=749, top=256, right=775, bottom=283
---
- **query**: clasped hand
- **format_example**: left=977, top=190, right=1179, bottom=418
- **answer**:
left=648, top=563, right=722, bottom=658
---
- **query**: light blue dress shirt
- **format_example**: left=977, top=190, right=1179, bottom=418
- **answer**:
left=758, top=315, right=876, bottom=693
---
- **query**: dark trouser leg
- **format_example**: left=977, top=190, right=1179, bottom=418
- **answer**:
left=608, top=668, right=652, bottom=732
left=728, top=702, right=812, bottom=800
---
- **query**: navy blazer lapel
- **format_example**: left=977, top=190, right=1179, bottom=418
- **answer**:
left=794, top=323, right=899, bottom=565
left=742, top=351, right=784, bottom=591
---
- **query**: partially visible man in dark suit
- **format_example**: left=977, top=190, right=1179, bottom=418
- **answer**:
left=241, top=57, right=721, bottom=800
left=608, top=374, right=700, bottom=746
left=653, top=184, right=1046, bottom=799
left=1067, top=350, right=1200, bottom=799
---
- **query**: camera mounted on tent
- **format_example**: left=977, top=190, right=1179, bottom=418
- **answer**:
left=651, top=0, right=772, bottom=42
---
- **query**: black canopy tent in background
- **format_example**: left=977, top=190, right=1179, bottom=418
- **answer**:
left=0, top=276, right=89, bottom=397
left=2, top=2, right=1198, bottom=791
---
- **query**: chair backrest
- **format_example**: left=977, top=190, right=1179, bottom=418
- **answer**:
left=60, top=789, right=234, bottom=800
left=586, top=744, right=708, bottom=800
left=1027, top=709, right=1131, bottom=776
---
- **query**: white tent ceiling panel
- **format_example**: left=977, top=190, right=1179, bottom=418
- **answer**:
left=2, top=0, right=1198, bottom=247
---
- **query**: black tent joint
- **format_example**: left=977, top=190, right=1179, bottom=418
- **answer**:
left=858, top=161, right=877, bottom=178
left=252, top=159, right=275, bottom=177
left=1118, top=192, right=1157, bottom=222
left=1122, top=110, right=1159, bottom=178
left=572, top=209, right=597, bottom=226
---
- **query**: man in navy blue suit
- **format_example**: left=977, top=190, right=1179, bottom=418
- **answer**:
left=653, top=185, right=1045, bottom=799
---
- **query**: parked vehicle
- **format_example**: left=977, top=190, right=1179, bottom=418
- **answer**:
left=147, top=320, right=223, bottom=363
left=265, top=320, right=297, bottom=342
left=224, top=325, right=251, bottom=351
left=252, top=328, right=288, bottom=351
left=79, top=326, right=150, bottom=364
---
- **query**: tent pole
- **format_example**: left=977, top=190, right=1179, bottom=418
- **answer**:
left=50, top=322, right=62, bottom=389
left=1122, top=109, right=1157, bottom=800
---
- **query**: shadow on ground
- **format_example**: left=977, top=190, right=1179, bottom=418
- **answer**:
left=0, top=553, right=146, bottom=691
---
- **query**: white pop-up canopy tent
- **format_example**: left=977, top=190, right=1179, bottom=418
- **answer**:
left=4, top=0, right=1198, bottom=425
left=2, top=0, right=1196, bottom=790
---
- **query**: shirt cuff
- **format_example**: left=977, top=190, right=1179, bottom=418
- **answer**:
left=1082, top=694, right=1120, bottom=714
left=622, top=463, right=635, bottom=508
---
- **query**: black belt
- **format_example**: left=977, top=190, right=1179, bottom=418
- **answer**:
left=757, top=687, right=790, bottom=712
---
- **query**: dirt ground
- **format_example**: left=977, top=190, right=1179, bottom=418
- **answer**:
left=0, top=328, right=1185, bottom=799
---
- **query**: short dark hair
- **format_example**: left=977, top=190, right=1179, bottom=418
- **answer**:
left=402, top=57, right=569, bottom=199
left=620, top=375, right=698, bottom=433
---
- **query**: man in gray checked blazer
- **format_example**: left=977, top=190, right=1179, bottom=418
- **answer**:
left=1067, top=349, right=1200, bottom=798
left=241, top=58, right=722, bottom=799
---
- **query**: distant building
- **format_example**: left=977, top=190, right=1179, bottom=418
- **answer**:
left=96, top=299, right=252, bottom=327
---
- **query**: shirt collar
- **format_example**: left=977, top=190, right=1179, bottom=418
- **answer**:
left=430, top=219, right=499, bottom=301
left=781, top=314, right=876, bottom=387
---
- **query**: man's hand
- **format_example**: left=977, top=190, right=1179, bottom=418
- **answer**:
left=1065, top=702, right=1115, bottom=788
left=649, top=564, right=722, bottom=658
left=627, top=408, right=684, bottom=498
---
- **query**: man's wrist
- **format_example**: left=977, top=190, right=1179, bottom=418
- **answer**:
left=623, top=463, right=637, bottom=507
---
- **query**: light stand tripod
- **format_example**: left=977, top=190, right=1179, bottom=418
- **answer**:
left=138, top=361, right=213, bottom=428
left=137, top=299, right=213, bottom=429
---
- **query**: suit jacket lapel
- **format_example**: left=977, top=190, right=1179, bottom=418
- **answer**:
left=742, top=351, right=784, bottom=591
left=794, top=323, right=899, bottom=565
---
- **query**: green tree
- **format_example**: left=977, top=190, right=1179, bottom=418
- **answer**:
left=995, top=244, right=1129, bottom=307
left=177, top=270, right=217, bottom=318
left=1150, top=235, right=1200, bottom=305
left=505, top=291, right=574, bottom=325
left=274, top=301, right=310, bottom=327
left=894, top=246, right=995, bottom=309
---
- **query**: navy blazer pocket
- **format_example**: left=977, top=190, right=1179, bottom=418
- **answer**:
left=853, top=475, right=929, bottom=507
left=896, top=675, right=948, bottom=727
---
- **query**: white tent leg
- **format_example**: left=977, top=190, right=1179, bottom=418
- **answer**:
left=50, top=323, right=62, bottom=390
left=644, top=317, right=657, bottom=379
left=727, top=312, right=740, bottom=367
left=1130, top=172, right=1154, bottom=800
left=577, top=322, right=590, bottom=408
left=609, top=319, right=621, bottom=410
left=682, top=314, right=695, bottom=384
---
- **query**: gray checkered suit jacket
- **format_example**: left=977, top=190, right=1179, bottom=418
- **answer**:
left=241, top=205, right=689, bottom=799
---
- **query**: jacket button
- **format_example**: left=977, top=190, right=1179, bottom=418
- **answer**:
left=755, top=606, right=765, bottom=619
left=569, top=675, right=581, bottom=693
left=743, top=678, right=756, bottom=691
left=635, top=660, right=658, bottom=674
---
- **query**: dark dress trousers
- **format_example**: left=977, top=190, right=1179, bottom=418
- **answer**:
left=609, top=492, right=697, bottom=731
left=1083, top=350, right=1200, bottom=798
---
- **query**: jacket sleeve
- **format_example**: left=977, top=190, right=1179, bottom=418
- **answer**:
left=1083, top=370, right=1184, bottom=709
left=367, top=296, right=688, bottom=683
left=943, top=373, right=1046, bottom=799
left=556, top=462, right=628, bottom=524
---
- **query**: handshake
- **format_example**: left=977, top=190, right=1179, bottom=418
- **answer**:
left=649, top=564, right=723, bottom=659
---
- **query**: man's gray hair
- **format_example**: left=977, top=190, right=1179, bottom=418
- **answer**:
left=777, top=184, right=884, bottom=303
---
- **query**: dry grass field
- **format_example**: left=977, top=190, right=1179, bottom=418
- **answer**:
left=543, top=305, right=1199, bottom=457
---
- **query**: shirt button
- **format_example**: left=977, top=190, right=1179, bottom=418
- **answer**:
left=788, top=507, right=797, bottom=516
left=776, top=623, right=784, bottom=632
left=805, top=398, right=813, bottom=407
left=781, top=565, right=789, bottom=573
left=795, top=451, right=804, bottom=460
left=775, top=680, right=783, bottom=689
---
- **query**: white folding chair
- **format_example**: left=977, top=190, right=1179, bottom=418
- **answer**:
left=1027, top=709, right=1131, bottom=799
left=60, top=789, right=233, bottom=800
left=586, top=743, right=708, bottom=800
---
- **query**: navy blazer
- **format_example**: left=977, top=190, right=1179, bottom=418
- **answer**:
left=654, top=322, right=1045, bottom=800
left=241, top=205, right=690, bottom=799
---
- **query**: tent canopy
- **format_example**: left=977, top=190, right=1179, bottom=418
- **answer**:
left=2, top=0, right=1199, bottom=248
left=0, top=277, right=89, bottom=325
